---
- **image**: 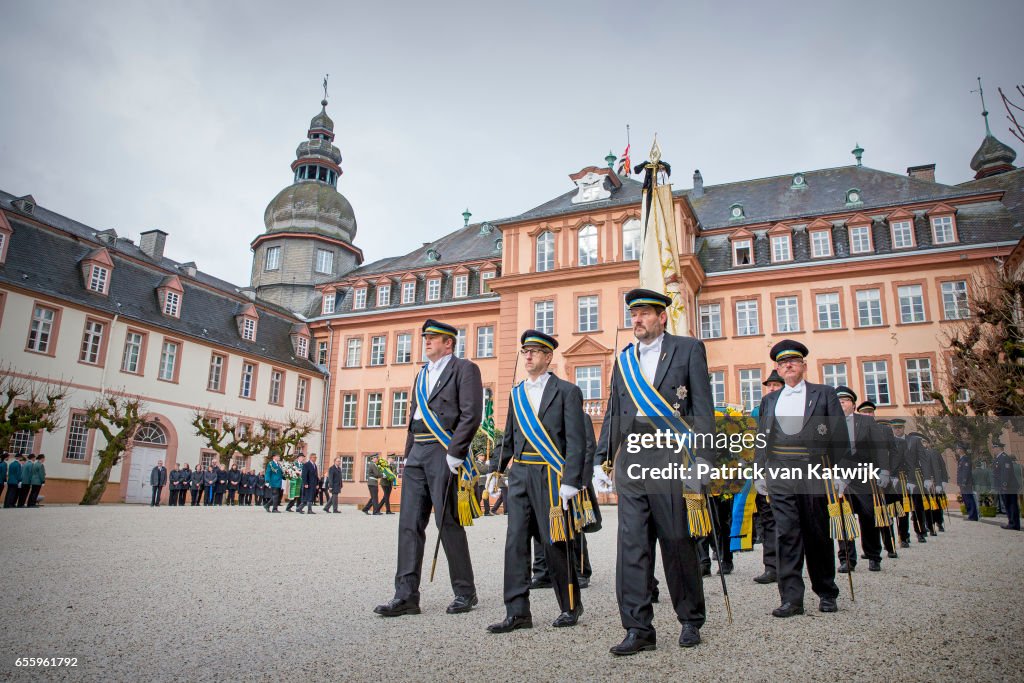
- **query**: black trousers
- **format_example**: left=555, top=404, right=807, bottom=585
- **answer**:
left=363, top=484, right=379, bottom=513
left=502, top=462, right=578, bottom=617
left=4, top=485, right=21, bottom=508
left=698, top=495, right=734, bottom=568
left=151, top=485, right=163, bottom=506
left=27, top=484, right=43, bottom=507
left=475, top=483, right=490, bottom=514
left=393, top=443, right=475, bottom=604
left=491, top=487, right=508, bottom=514
left=267, top=488, right=281, bottom=511
left=1003, top=493, right=1021, bottom=529
left=755, top=492, right=777, bottom=573
left=769, top=485, right=839, bottom=606
left=379, top=482, right=393, bottom=512
left=324, top=492, right=340, bottom=512
left=300, top=486, right=316, bottom=512
left=910, top=492, right=933, bottom=536
left=227, top=489, right=237, bottom=505
left=837, top=491, right=882, bottom=565
left=190, top=488, right=201, bottom=505
left=540, top=534, right=592, bottom=580
left=214, top=491, right=224, bottom=506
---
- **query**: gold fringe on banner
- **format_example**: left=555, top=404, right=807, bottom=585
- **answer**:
left=684, top=492, right=711, bottom=538
left=549, top=506, right=567, bottom=543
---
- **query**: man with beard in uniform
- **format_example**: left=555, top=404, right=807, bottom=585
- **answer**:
left=754, top=339, right=849, bottom=618
left=486, top=329, right=586, bottom=633
left=373, top=319, right=482, bottom=618
left=595, top=289, right=713, bottom=654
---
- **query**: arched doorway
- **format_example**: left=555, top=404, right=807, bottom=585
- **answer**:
left=123, top=421, right=169, bottom=504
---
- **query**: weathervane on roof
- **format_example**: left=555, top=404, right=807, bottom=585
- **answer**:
left=970, top=76, right=991, bottom=135
left=322, top=74, right=329, bottom=105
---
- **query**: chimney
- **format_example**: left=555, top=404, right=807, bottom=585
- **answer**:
left=907, top=164, right=936, bottom=183
left=179, top=261, right=198, bottom=277
left=139, top=229, right=168, bottom=260
left=692, top=169, right=704, bottom=198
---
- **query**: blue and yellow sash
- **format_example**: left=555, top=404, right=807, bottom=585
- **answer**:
left=415, top=364, right=480, bottom=525
left=730, top=480, right=757, bottom=552
left=512, top=382, right=569, bottom=543
left=617, top=343, right=710, bottom=537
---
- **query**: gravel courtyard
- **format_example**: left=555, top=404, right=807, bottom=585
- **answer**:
left=1, top=504, right=1021, bottom=682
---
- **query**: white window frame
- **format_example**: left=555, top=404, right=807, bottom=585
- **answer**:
left=392, top=391, right=409, bottom=427
left=898, top=284, right=926, bottom=323
left=163, top=290, right=180, bottom=317
left=735, top=300, right=759, bottom=336
left=770, top=235, right=792, bottom=262
left=79, top=320, right=104, bottom=364
left=739, top=368, right=763, bottom=412
left=315, top=248, right=334, bottom=274
left=454, top=274, right=469, bottom=298
left=856, top=289, right=883, bottom=327
left=577, top=225, right=598, bottom=266
left=476, top=326, right=494, bottom=358
left=366, top=393, right=383, bottom=427
left=536, top=231, right=555, bottom=272
left=376, top=285, right=390, bottom=307
left=345, top=338, right=362, bottom=368
left=427, top=278, right=441, bottom=301
left=891, top=220, right=914, bottom=249
left=88, top=265, right=109, bottom=293
left=534, top=300, right=554, bottom=335
left=122, top=332, right=144, bottom=374
left=455, top=329, right=466, bottom=358
left=269, top=369, right=283, bottom=405
left=296, top=377, right=309, bottom=411
left=849, top=225, right=872, bottom=254
left=577, top=295, right=599, bottom=332
left=575, top=365, right=602, bottom=400
left=863, top=360, right=891, bottom=405
left=65, top=412, right=90, bottom=461
left=775, top=296, right=800, bottom=333
left=699, top=304, right=721, bottom=339
left=322, top=293, right=335, bottom=315
left=931, top=215, right=955, bottom=244
left=710, top=371, right=725, bottom=406
left=353, top=287, right=367, bottom=310
left=207, top=353, right=224, bottom=391
left=241, top=317, right=256, bottom=341
left=395, top=333, right=412, bottom=364
left=622, top=219, right=641, bottom=261
left=158, top=341, right=179, bottom=382
left=402, top=280, right=416, bottom=304
left=816, top=292, right=841, bottom=330
left=822, top=363, right=847, bottom=387
left=732, top=239, right=753, bottom=266
left=480, top=271, right=495, bottom=293
left=265, top=246, right=281, bottom=271
left=341, top=394, right=358, bottom=428
left=240, top=362, right=256, bottom=398
left=369, top=336, right=386, bottom=366
left=28, top=305, right=56, bottom=353
left=941, top=280, right=969, bottom=320
left=906, top=358, right=934, bottom=404
left=810, top=230, right=832, bottom=258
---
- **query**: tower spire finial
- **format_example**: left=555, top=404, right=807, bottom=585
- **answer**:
left=971, top=76, right=991, bottom=136
left=322, top=74, right=329, bottom=107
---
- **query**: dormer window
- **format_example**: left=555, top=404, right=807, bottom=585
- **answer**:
left=480, top=268, right=496, bottom=293
left=770, top=235, right=791, bottom=262
left=157, top=276, right=185, bottom=318
left=321, top=291, right=335, bottom=315
left=729, top=203, right=745, bottom=220
left=733, top=239, right=752, bottom=266
left=0, top=211, right=11, bottom=264
left=296, top=335, right=309, bottom=358
left=164, top=290, right=180, bottom=316
left=847, top=215, right=874, bottom=254
left=888, top=210, right=916, bottom=249
left=427, top=277, right=441, bottom=301
left=377, top=283, right=391, bottom=306
left=241, top=317, right=256, bottom=341
left=927, top=205, right=958, bottom=245
left=88, top=265, right=109, bottom=293
left=80, top=247, right=114, bottom=296
left=236, top=303, right=259, bottom=341
left=401, top=279, right=416, bottom=304
left=353, top=287, right=367, bottom=310
left=426, top=248, right=440, bottom=262
left=454, top=274, right=468, bottom=298
left=845, top=188, right=863, bottom=206
left=494, top=237, right=503, bottom=253
left=290, top=324, right=311, bottom=358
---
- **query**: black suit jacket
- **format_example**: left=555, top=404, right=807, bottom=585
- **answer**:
left=405, top=355, right=483, bottom=463
left=301, top=460, right=319, bottom=488
left=150, top=466, right=167, bottom=487
left=842, top=413, right=886, bottom=492
left=494, top=373, right=586, bottom=489
left=595, top=333, right=715, bottom=464
left=904, top=436, right=928, bottom=478
left=754, top=381, right=850, bottom=468
left=328, top=465, right=343, bottom=493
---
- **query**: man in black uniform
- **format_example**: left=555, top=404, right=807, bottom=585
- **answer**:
left=374, top=319, right=482, bottom=617
left=925, top=444, right=949, bottom=532
left=753, top=339, right=848, bottom=618
left=905, top=432, right=934, bottom=540
left=487, top=329, right=586, bottom=633
left=835, top=387, right=886, bottom=573
left=956, top=443, right=978, bottom=521
left=595, top=289, right=713, bottom=654
left=992, top=439, right=1020, bottom=530
left=885, top=419, right=912, bottom=547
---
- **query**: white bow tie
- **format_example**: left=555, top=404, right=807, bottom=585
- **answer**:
left=782, top=386, right=804, bottom=396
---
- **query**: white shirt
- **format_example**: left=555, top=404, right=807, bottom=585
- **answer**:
left=413, top=353, right=453, bottom=420
left=775, top=380, right=806, bottom=435
left=523, top=372, right=551, bottom=416
left=637, top=333, right=664, bottom=383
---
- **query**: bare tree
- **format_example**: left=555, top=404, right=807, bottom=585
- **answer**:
left=80, top=395, right=146, bottom=505
left=998, top=84, right=1024, bottom=145
left=192, top=413, right=266, bottom=467
left=260, top=414, right=316, bottom=465
left=0, top=366, right=69, bottom=452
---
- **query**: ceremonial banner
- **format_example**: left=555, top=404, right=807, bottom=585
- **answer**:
left=638, top=140, right=687, bottom=335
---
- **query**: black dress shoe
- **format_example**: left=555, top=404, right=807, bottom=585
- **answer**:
left=719, top=560, right=734, bottom=575
left=819, top=597, right=838, bottom=613
left=860, top=553, right=869, bottom=560
left=373, top=598, right=421, bottom=617
left=552, top=605, right=583, bottom=627
left=577, top=576, right=590, bottom=589
left=678, top=623, right=701, bottom=648
left=753, top=571, right=777, bottom=584
left=271, top=510, right=281, bottom=513
left=917, top=534, right=928, bottom=543
left=701, top=565, right=712, bottom=577
left=446, top=594, right=478, bottom=614
left=610, top=630, right=657, bottom=656
left=929, top=530, right=937, bottom=537
left=307, top=511, right=316, bottom=515
left=868, top=560, right=881, bottom=572
left=487, top=614, right=533, bottom=633
left=937, top=525, right=945, bottom=532
left=772, top=602, right=804, bottom=618
left=887, top=551, right=899, bottom=559
left=1001, top=524, right=1022, bottom=530
left=363, top=509, right=370, bottom=515
left=651, top=589, right=660, bottom=603
left=837, top=562, right=853, bottom=573
left=899, top=540, right=910, bottom=548
left=529, top=577, right=553, bottom=590
left=385, top=511, right=395, bottom=514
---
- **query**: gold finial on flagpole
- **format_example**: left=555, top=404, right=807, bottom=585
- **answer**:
left=650, top=134, right=662, bottom=165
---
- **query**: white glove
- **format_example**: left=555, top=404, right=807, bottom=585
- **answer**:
left=924, top=479, right=933, bottom=492
left=445, top=455, right=462, bottom=474
left=559, top=484, right=580, bottom=510
left=878, top=470, right=891, bottom=488
left=754, top=478, right=769, bottom=496
left=936, top=484, right=944, bottom=493
left=835, top=479, right=848, bottom=496
left=907, top=483, right=917, bottom=494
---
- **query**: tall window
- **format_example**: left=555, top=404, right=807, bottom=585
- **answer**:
left=353, top=288, right=367, bottom=310
left=710, top=371, right=725, bottom=406
left=536, top=231, right=555, bottom=272
left=265, top=246, right=281, bottom=270
left=392, top=391, right=409, bottom=426
left=28, top=305, right=56, bottom=353
left=341, top=394, right=357, bottom=428
left=455, top=329, right=466, bottom=358
left=810, top=231, right=832, bottom=258
left=315, top=249, right=334, bottom=274
left=534, top=300, right=554, bottom=335
left=816, top=292, right=841, bottom=330
left=476, top=326, right=494, bottom=358
left=10, top=430, right=34, bottom=456
left=317, top=341, right=328, bottom=366
left=122, top=331, right=144, bottom=374
left=856, top=289, right=883, bottom=327
left=822, top=363, right=847, bottom=387
left=296, top=377, right=309, bottom=411
left=370, top=336, right=385, bottom=366
left=402, top=281, right=416, bottom=304
left=771, top=235, right=791, bottom=262
left=849, top=226, right=872, bottom=253
left=891, top=220, right=914, bottom=248
left=396, top=333, right=412, bottom=363
left=863, top=360, right=890, bottom=405
left=577, top=225, right=597, bottom=266
left=296, top=336, right=308, bottom=359
left=79, top=320, right=104, bottom=364
left=322, top=293, right=335, bottom=314
left=739, top=369, right=763, bottom=412
left=931, top=216, right=955, bottom=244
left=240, top=361, right=256, bottom=398
left=454, top=275, right=468, bottom=298
left=269, top=369, right=283, bottom=404
left=345, top=338, right=362, bottom=367
left=941, top=281, right=969, bottom=320
left=480, top=271, right=495, bottom=293
left=578, top=295, right=599, bottom=332
left=208, top=353, right=225, bottom=391
left=366, top=393, right=383, bottom=427
left=376, top=285, right=390, bottom=307
left=898, top=285, right=926, bottom=323
left=339, top=456, right=354, bottom=481
left=159, top=341, right=179, bottom=382
left=622, top=219, right=641, bottom=261
left=699, top=304, right=721, bottom=339
left=241, top=317, right=256, bottom=341
left=427, top=278, right=441, bottom=301
left=88, top=265, right=109, bottom=293
left=575, top=366, right=602, bottom=400
left=733, top=239, right=752, bottom=266
left=65, top=412, right=90, bottom=461
left=736, top=300, right=759, bottom=336
left=775, top=297, right=799, bottom=333
left=163, top=290, right=180, bottom=317
left=906, top=358, right=934, bottom=403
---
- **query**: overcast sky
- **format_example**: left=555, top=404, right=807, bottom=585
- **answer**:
left=1, top=0, right=1021, bottom=285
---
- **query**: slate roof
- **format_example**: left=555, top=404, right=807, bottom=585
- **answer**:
left=958, top=167, right=1024, bottom=226
left=501, top=176, right=645, bottom=223
left=0, top=191, right=321, bottom=374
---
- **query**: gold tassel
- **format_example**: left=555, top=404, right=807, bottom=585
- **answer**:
left=684, top=492, right=711, bottom=538
left=549, top=506, right=567, bottom=543
left=457, top=482, right=474, bottom=527
left=874, top=500, right=888, bottom=528
left=828, top=499, right=860, bottom=540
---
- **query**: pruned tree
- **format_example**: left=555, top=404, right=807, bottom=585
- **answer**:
left=260, top=414, right=315, bottom=464
left=192, top=412, right=266, bottom=467
left=998, top=84, right=1024, bottom=145
left=80, top=395, right=146, bottom=505
left=0, top=366, right=69, bottom=452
